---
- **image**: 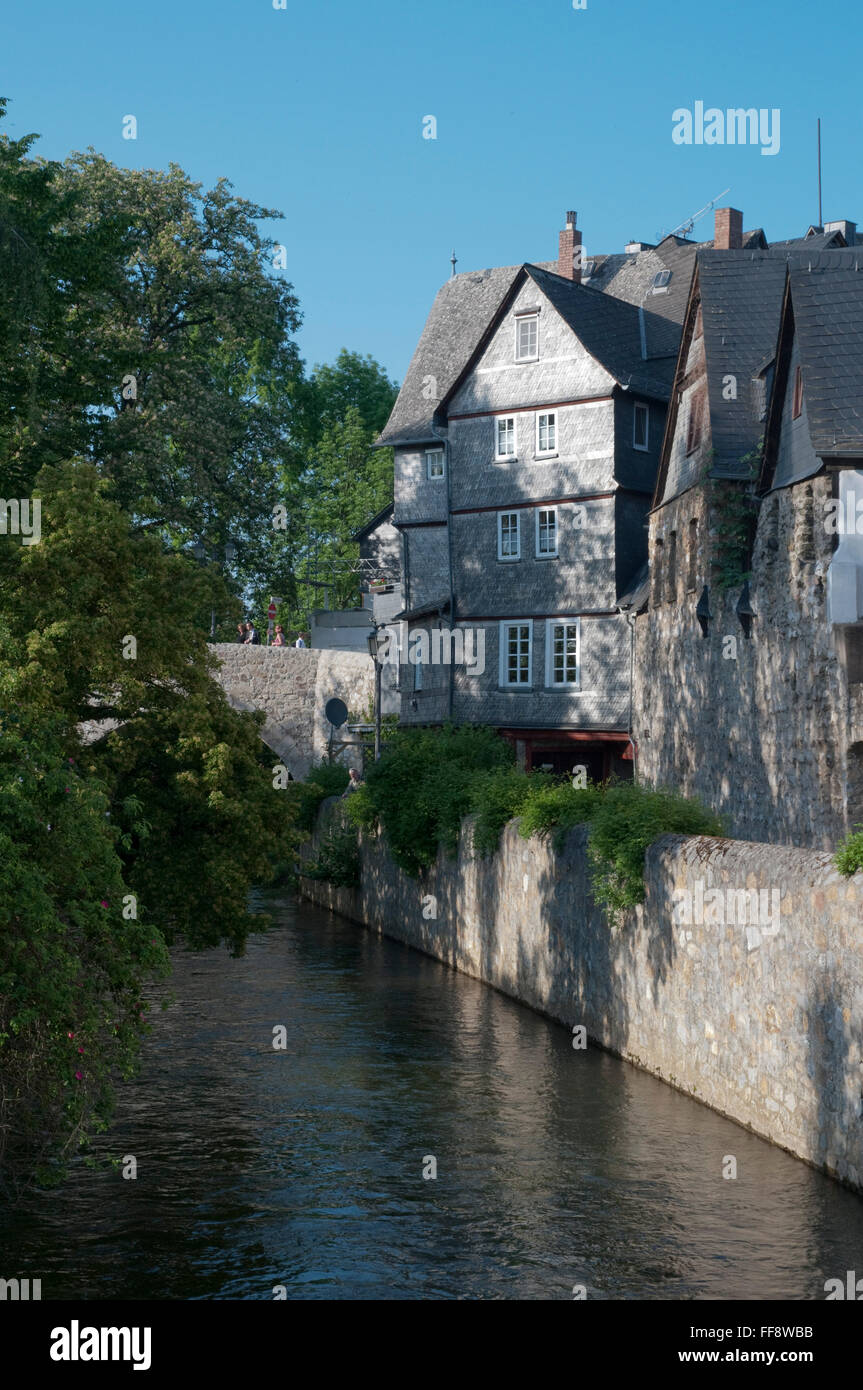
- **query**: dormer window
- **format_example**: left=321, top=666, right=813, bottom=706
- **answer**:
left=792, top=364, right=804, bottom=420
left=651, top=269, right=672, bottom=294
left=515, top=315, right=538, bottom=362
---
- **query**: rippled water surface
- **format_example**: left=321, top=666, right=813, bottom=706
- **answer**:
left=2, top=892, right=862, bottom=1300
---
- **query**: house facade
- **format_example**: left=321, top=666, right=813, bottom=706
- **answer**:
left=377, top=212, right=708, bottom=775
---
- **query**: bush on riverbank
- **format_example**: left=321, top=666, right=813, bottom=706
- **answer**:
left=834, top=825, right=863, bottom=877
left=342, top=726, right=726, bottom=915
left=282, top=761, right=350, bottom=839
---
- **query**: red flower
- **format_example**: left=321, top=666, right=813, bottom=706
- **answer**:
left=74, top=1071, right=83, bottom=1081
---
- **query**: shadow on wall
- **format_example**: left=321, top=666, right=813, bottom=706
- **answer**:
left=807, top=967, right=862, bottom=1188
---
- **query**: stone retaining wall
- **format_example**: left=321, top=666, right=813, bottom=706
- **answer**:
left=300, top=809, right=863, bottom=1189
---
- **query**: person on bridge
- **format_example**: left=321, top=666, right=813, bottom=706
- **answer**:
left=236, top=622, right=246, bottom=643
left=244, top=621, right=260, bottom=645
left=272, top=624, right=287, bottom=647
left=294, top=632, right=307, bottom=649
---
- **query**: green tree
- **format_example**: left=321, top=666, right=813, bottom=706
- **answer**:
left=0, top=461, right=294, bottom=1190
left=264, top=352, right=398, bottom=630
left=0, top=104, right=305, bottom=576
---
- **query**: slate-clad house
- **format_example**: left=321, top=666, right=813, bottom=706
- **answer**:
left=376, top=211, right=719, bottom=775
left=635, top=233, right=863, bottom=847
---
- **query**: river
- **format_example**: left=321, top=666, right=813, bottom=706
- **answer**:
left=2, top=891, right=862, bottom=1300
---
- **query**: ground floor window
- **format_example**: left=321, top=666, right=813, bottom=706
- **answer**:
left=546, top=618, right=580, bottom=687
left=500, top=621, right=532, bottom=687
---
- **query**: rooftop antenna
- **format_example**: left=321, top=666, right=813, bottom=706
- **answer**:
left=817, top=117, right=823, bottom=228
left=660, top=187, right=731, bottom=242
left=450, top=249, right=458, bottom=277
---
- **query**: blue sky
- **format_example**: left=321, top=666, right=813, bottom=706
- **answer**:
left=4, top=0, right=860, bottom=384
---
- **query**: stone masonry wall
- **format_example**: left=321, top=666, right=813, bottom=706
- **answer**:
left=300, top=808, right=863, bottom=1190
left=210, top=643, right=374, bottom=779
left=634, top=474, right=861, bottom=849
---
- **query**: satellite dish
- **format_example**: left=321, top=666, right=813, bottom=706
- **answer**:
left=325, top=697, right=348, bottom=728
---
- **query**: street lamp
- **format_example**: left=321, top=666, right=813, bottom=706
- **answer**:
left=367, top=627, right=382, bottom=763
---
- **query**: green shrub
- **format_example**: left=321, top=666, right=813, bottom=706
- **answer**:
left=587, top=782, right=725, bottom=916
left=306, top=761, right=350, bottom=797
left=359, top=725, right=513, bottom=876
left=516, top=781, right=603, bottom=847
left=283, top=780, right=328, bottom=836
left=332, top=726, right=728, bottom=921
left=470, top=767, right=552, bottom=857
left=303, top=812, right=360, bottom=887
left=834, top=826, right=863, bottom=876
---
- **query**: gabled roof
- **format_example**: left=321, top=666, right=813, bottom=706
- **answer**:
left=376, top=238, right=702, bottom=448
left=376, top=263, right=554, bottom=447
left=523, top=265, right=678, bottom=397
left=434, top=262, right=680, bottom=416
left=761, top=257, right=863, bottom=490
left=653, top=246, right=863, bottom=508
left=769, top=229, right=847, bottom=251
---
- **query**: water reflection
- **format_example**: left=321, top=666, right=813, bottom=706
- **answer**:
left=1, top=892, right=862, bottom=1300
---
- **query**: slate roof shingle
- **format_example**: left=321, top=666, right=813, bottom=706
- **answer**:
left=786, top=261, right=863, bottom=455
left=523, top=264, right=678, bottom=399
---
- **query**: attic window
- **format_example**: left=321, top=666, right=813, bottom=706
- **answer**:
left=582, top=258, right=596, bottom=279
left=792, top=365, right=804, bottom=420
left=651, top=269, right=672, bottom=294
left=515, top=315, right=538, bottom=362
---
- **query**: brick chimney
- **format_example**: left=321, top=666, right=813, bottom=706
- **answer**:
left=714, top=207, right=743, bottom=250
left=558, top=210, right=583, bottom=282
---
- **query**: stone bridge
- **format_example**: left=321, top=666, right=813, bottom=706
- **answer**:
left=210, top=643, right=375, bottom=780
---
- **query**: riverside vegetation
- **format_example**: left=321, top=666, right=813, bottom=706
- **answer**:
left=299, top=726, right=725, bottom=915
left=0, top=97, right=395, bottom=1198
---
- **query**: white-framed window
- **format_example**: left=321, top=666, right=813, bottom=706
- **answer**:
left=498, top=510, right=520, bottom=561
left=536, top=411, right=557, bottom=455
left=633, top=403, right=649, bottom=451
left=515, top=315, right=538, bottom=362
left=536, top=506, right=558, bottom=557
left=499, top=621, right=532, bottom=687
left=495, top=415, right=516, bottom=460
left=545, top=618, right=580, bottom=688
left=426, top=448, right=445, bottom=480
